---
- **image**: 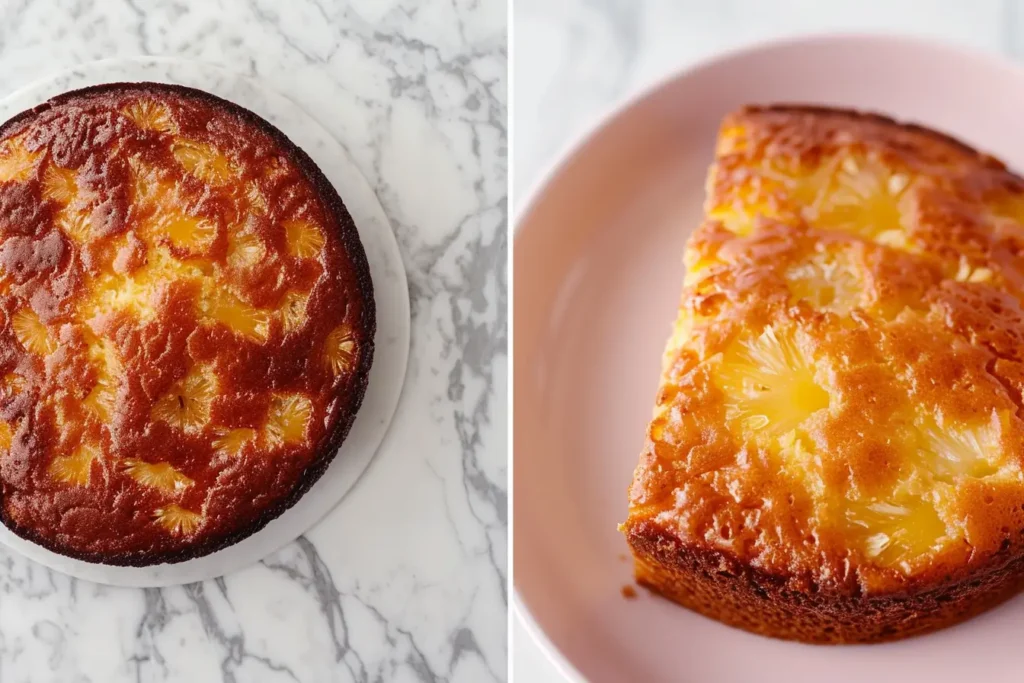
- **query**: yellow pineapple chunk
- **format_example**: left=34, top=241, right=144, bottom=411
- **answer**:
left=775, top=430, right=827, bottom=500
left=212, top=427, right=256, bottom=457
left=916, top=412, right=1004, bottom=482
left=714, top=325, right=829, bottom=440
left=813, top=155, right=913, bottom=245
left=198, top=288, right=269, bottom=342
left=146, top=244, right=212, bottom=280
left=48, top=445, right=100, bottom=486
left=83, top=335, right=121, bottom=421
left=55, top=207, right=93, bottom=243
left=152, top=365, right=217, bottom=432
left=128, top=155, right=173, bottom=206
left=41, top=165, right=77, bottom=204
left=12, top=310, right=55, bottom=355
left=280, top=291, right=309, bottom=333
left=138, top=189, right=215, bottom=250
left=172, top=139, right=234, bottom=185
left=83, top=375, right=118, bottom=421
left=264, top=392, right=312, bottom=448
left=324, top=324, right=357, bottom=375
left=245, top=181, right=268, bottom=214
left=226, top=231, right=265, bottom=270
left=86, top=271, right=160, bottom=321
left=838, top=412, right=1011, bottom=566
left=779, top=157, right=839, bottom=218
left=87, top=333, right=120, bottom=369
left=81, top=247, right=210, bottom=323
left=122, top=99, right=177, bottom=134
left=161, top=213, right=217, bottom=252
left=707, top=157, right=836, bottom=236
left=122, top=459, right=193, bottom=493
left=785, top=248, right=864, bottom=313
left=0, top=137, right=39, bottom=183
left=153, top=504, right=202, bottom=535
left=0, top=421, right=11, bottom=450
left=284, top=219, right=325, bottom=259
left=847, top=496, right=948, bottom=569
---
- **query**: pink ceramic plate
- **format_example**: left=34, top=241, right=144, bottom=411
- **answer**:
left=514, top=34, right=1024, bottom=683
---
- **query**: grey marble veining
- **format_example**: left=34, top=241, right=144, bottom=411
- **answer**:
left=0, top=1, right=507, bottom=682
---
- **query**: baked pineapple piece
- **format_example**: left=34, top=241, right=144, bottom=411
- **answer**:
left=623, top=106, right=1024, bottom=643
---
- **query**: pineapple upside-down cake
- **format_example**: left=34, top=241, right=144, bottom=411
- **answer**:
left=622, top=106, right=1024, bottom=642
left=0, top=83, right=373, bottom=564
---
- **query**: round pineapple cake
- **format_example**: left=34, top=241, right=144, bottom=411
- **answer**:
left=0, top=83, right=373, bottom=565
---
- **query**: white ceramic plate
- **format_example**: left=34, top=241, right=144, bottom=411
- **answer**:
left=0, top=57, right=410, bottom=587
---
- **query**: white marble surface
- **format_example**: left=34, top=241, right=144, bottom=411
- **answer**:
left=512, top=1, right=1021, bottom=680
left=0, top=1, right=507, bottom=682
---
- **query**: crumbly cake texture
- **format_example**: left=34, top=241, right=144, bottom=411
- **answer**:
left=0, top=83, right=374, bottom=565
left=622, top=105, right=1024, bottom=643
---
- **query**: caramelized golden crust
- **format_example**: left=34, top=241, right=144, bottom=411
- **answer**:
left=623, top=105, right=1024, bottom=642
left=0, top=83, right=373, bottom=565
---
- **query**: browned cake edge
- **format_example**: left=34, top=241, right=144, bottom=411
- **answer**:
left=625, top=518, right=1024, bottom=644
left=0, top=82, right=376, bottom=567
left=744, top=103, right=1012, bottom=171
left=624, top=103, right=1024, bottom=643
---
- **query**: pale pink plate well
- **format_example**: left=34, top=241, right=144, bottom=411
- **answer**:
left=514, top=35, right=1024, bottom=683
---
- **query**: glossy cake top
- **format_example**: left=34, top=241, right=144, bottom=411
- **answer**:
left=627, top=106, right=1024, bottom=594
left=0, top=83, right=373, bottom=564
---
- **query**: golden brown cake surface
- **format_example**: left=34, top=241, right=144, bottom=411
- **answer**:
left=0, top=83, right=373, bottom=564
left=623, top=105, right=1024, bottom=642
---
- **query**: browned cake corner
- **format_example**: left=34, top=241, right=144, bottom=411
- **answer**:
left=0, top=82, right=374, bottom=565
left=622, top=104, right=1024, bottom=643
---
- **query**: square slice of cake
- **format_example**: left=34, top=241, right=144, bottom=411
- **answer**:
left=622, top=106, right=1024, bottom=643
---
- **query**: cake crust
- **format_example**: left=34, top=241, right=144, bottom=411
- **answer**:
left=624, top=105, right=1024, bottom=642
left=0, top=83, right=374, bottom=566
left=627, top=517, right=1024, bottom=643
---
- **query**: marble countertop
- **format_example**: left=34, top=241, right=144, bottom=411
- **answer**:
left=513, top=0, right=1020, bottom=679
left=0, top=1, right=507, bottom=682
